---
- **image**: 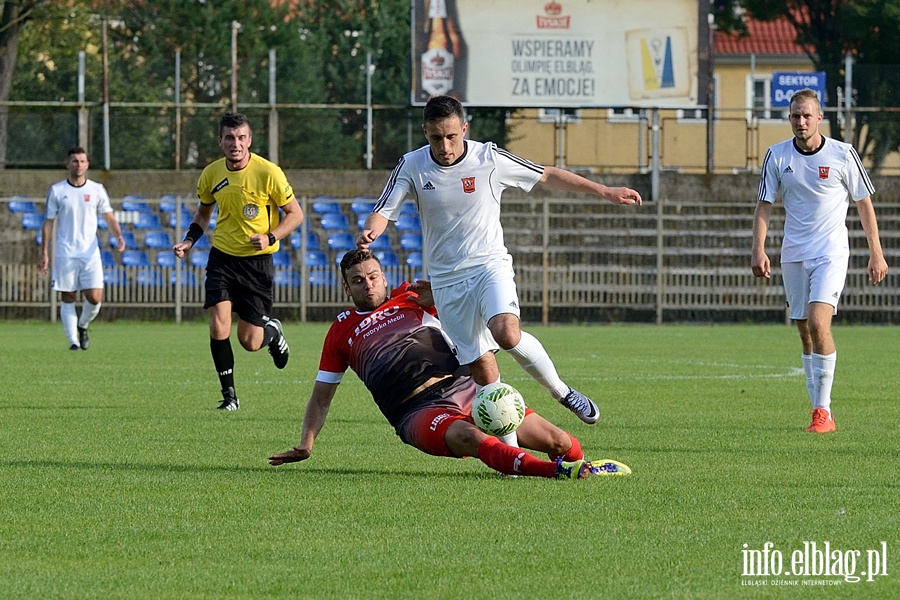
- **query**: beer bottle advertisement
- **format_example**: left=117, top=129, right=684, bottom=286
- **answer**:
left=416, top=0, right=467, bottom=101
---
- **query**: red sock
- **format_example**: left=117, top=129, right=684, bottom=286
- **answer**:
left=548, top=433, right=583, bottom=463
left=477, top=437, right=557, bottom=478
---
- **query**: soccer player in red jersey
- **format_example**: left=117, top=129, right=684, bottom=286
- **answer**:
left=269, top=250, right=631, bottom=479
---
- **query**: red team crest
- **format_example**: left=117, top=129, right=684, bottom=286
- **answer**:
left=818, top=166, right=830, bottom=179
left=461, top=177, right=475, bottom=194
left=84, top=194, right=91, bottom=203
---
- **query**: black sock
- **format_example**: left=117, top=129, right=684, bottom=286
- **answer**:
left=210, top=337, right=235, bottom=392
left=261, top=321, right=276, bottom=347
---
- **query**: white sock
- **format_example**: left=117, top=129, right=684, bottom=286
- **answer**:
left=801, top=354, right=816, bottom=408
left=812, top=352, right=837, bottom=413
left=78, top=300, right=101, bottom=329
left=60, top=302, right=78, bottom=346
left=498, top=432, right=519, bottom=448
left=506, top=331, right=569, bottom=400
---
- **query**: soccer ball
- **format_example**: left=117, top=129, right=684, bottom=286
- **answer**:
left=472, top=383, right=526, bottom=437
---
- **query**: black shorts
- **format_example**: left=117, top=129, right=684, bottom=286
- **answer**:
left=203, top=247, right=274, bottom=326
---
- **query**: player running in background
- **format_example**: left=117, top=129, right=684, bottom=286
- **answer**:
left=269, top=250, right=631, bottom=479
left=173, top=111, right=303, bottom=411
left=39, top=146, right=126, bottom=350
left=358, top=95, right=642, bottom=437
left=752, top=88, right=888, bottom=433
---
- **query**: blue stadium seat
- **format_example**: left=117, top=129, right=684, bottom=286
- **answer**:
left=396, top=213, right=421, bottom=231
left=121, top=196, right=152, bottom=213
left=97, top=216, right=108, bottom=230
left=320, top=212, right=350, bottom=230
left=190, top=250, right=209, bottom=268
left=290, top=230, right=320, bottom=251
left=103, top=267, right=128, bottom=285
left=272, top=252, right=291, bottom=268
left=406, top=252, right=423, bottom=269
left=169, top=212, right=193, bottom=229
left=369, top=235, right=392, bottom=251
left=144, top=231, right=173, bottom=249
left=136, top=269, right=165, bottom=286
left=134, top=212, right=162, bottom=229
left=274, top=269, right=303, bottom=287
left=21, top=213, right=43, bottom=230
left=111, top=231, right=138, bottom=249
left=309, top=270, right=337, bottom=287
left=357, top=214, right=369, bottom=230
left=312, top=197, right=340, bottom=214
left=327, top=232, right=356, bottom=251
left=191, top=235, right=211, bottom=249
left=170, top=270, right=198, bottom=286
left=159, top=196, right=178, bottom=213
left=400, top=233, right=422, bottom=251
left=122, top=250, right=151, bottom=267
left=305, top=251, right=329, bottom=268
left=375, top=251, right=400, bottom=267
left=156, top=252, right=176, bottom=268
left=100, top=250, right=116, bottom=267
left=8, top=198, right=37, bottom=213
left=35, top=231, right=42, bottom=245
left=351, top=199, right=376, bottom=214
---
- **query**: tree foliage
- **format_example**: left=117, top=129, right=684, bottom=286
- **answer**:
left=713, top=0, right=900, bottom=172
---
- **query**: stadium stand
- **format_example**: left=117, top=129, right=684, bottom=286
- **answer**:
left=134, top=212, right=162, bottom=229
left=112, top=232, right=138, bottom=249
left=136, top=269, right=165, bottom=286
left=375, top=251, right=400, bottom=267
left=103, top=267, right=128, bottom=285
left=290, top=230, right=320, bottom=250
left=190, top=250, right=209, bottom=268
left=274, top=269, right=303, bottom=287
left=350, top=199, right=376, bottom=214
left=305, top=251, right=329, bottom=268
left=156, top=252, right=176, bottom=268
left=308, top=270, right=337, bottom=287
left=312, top=198, right=341, bottom=214
left=100, top=250, right=116, bottom=267
left=121, top=196, right=152, bottom=213
left=406, top=252, right=423, bottom=269
left=396, top=213, right=421, bottom=231
left=272, top=251, right=291, bottom=268
left=400, top=233, right=422, bottom=251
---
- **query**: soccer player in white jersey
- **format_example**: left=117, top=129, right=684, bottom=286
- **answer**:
left=358, top=95, right=642, bottom=436
left=39, top=147, right=126, bottom=350
left=752, top=88, right=888, bottom=433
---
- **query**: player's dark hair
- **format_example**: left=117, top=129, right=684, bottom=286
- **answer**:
left=66, top=146, right=88, bottom=160
left=423, top=95, right=466, bottom=124
left=219, top=111, right=252, bottom=136
left=339, top=249, right=382, bottom=282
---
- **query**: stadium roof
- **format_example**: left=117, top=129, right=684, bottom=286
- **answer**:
left=715, top=16, right=809, bottom=56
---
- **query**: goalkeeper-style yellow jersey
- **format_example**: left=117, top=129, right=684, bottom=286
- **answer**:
left=197, top=153, right=294, bottom=257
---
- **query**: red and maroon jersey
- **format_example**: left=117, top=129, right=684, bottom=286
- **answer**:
left=317, top=284, right=461, bottom=426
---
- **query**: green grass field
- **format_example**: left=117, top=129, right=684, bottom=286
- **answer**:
left=0, top=320, right=897, bottom=599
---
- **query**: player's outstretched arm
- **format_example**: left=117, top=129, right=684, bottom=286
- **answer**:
left=751, top=201, right=772, bottom=279
left=538, top=166, right=642, bottom=206
left=269, top=380, right=338, bottom=466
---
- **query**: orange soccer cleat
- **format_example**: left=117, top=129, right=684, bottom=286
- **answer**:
left=806, top=407, right=836, bottom=433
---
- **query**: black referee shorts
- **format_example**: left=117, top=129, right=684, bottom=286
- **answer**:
left=203, top=247, right=274, bottom=327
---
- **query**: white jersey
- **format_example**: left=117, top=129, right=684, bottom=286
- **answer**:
left=757, top=136, right=874, bottom=263
left=45, top=178, right=114, bottom=260
left=373, top=140, right=544, bottom=287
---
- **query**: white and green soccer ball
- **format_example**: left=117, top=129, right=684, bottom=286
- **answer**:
left=472, top=383, right=526, bottom=437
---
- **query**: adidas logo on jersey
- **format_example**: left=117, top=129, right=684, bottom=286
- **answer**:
left=783, top=165, right=793, bottom=173
left=422, top=181, right=435, bottom=190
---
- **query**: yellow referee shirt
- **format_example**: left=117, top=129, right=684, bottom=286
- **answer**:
left=197, top=153, right=294, bottom=257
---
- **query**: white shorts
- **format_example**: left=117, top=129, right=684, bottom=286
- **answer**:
left=52, top=252, right=104, bottom=293
left=432, top=258, right=521, bottom=366
left=781, top=255, right=848, bottom=320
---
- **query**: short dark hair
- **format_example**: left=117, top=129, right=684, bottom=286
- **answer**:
left=67, top=146, right=88, bottom=159
left=339, top=249, right=381, bottom=282
left=423, top=95, right=466, bottom=124
left=219, top=111, right=251, bottom=136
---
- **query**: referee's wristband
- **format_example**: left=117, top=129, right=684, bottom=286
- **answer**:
left=183, top=223, right=204, bottom=246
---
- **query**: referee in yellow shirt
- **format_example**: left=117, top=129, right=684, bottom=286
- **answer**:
left=174, top=111, right=304, bottom=411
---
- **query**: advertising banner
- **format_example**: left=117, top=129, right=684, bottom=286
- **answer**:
left=411, top=0, right=700, bottom=107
